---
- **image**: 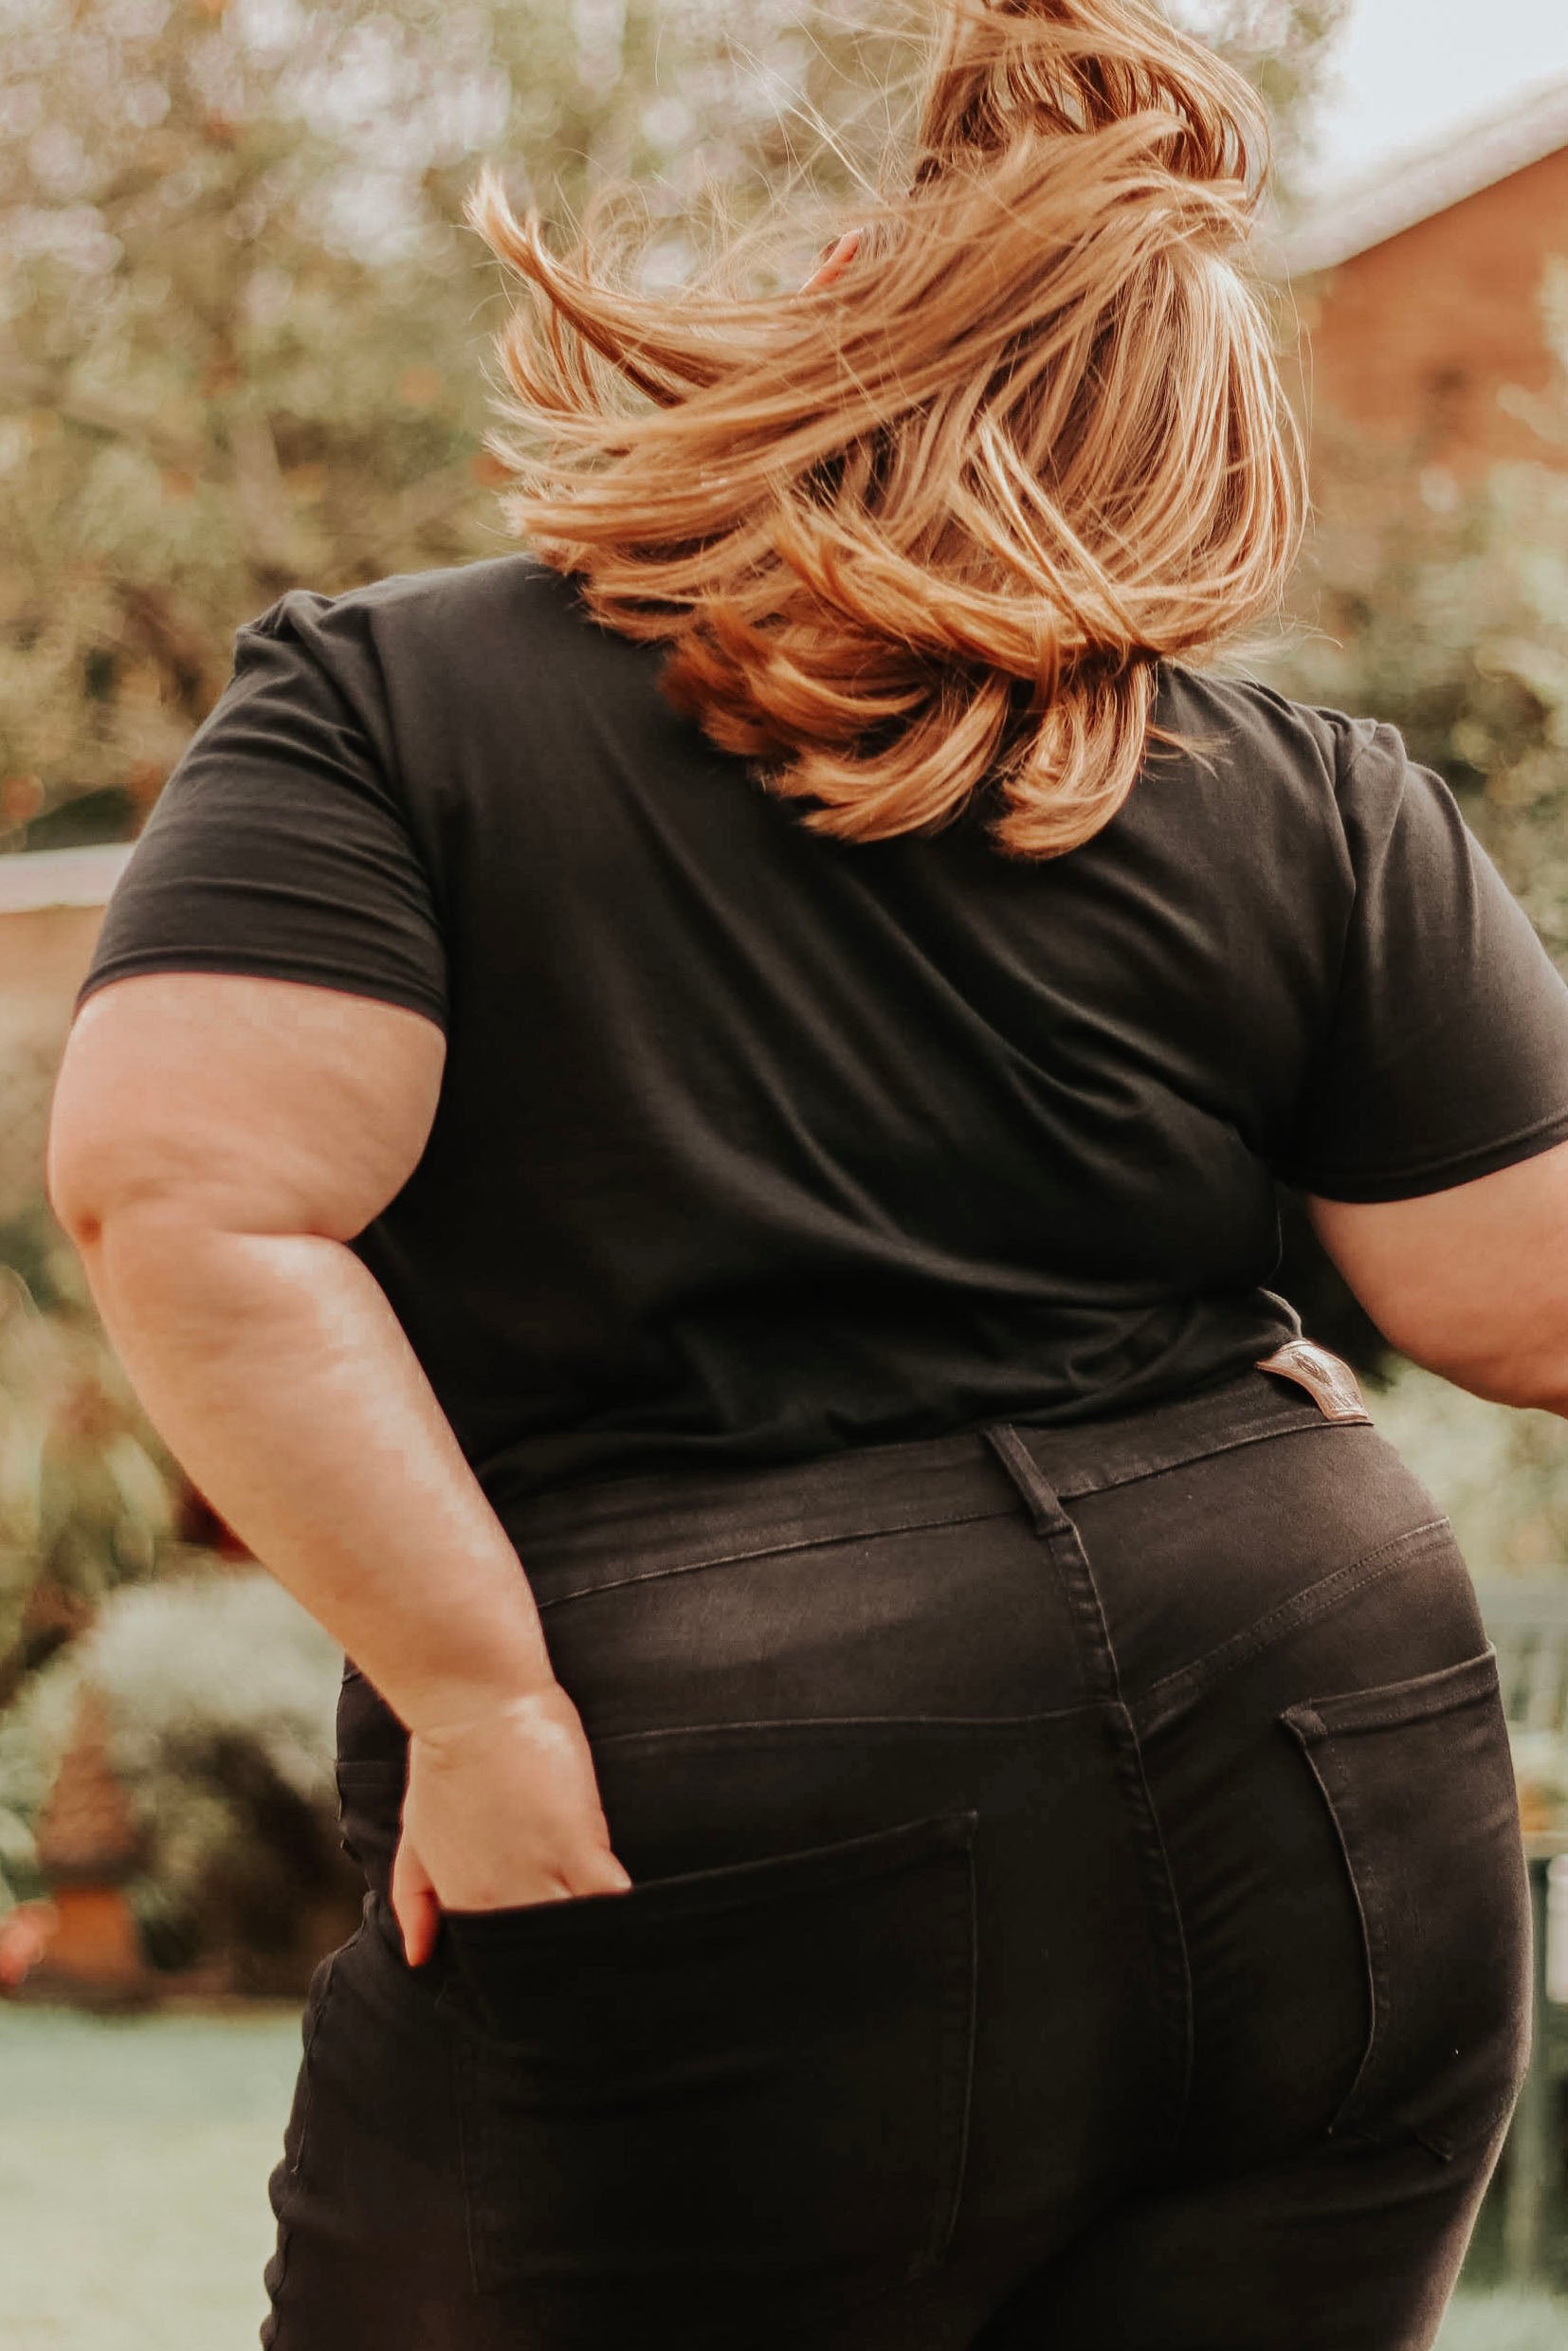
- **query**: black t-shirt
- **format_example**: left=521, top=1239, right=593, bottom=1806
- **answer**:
left=78, top=555, right=1568, bottom=1522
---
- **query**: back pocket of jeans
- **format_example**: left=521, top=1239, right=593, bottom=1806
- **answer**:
left=441, top=1807, right=978, bottom=2325
left=1282, top=1646, right=1531, bottom=2160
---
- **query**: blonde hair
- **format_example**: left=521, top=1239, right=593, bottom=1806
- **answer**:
left=467, top=0, right=1304, bottom=858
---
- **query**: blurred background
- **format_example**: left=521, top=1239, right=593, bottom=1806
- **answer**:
left=1, top=0, right=1566, bottom=2342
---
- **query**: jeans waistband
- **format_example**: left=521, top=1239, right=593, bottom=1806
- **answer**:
left=506, top=1362, right=1370, bottom=1600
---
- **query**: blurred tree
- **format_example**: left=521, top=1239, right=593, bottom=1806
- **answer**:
left=0, top=0, right=1345, bottom=845
left=1262, top=275, right=1568, bottom=1377
left=1269, top=272, right=1560, bottom=963
left=0, top=1203, right=191, bottom=1923
left=81, top=1566, right=355, bottom=1991
left=1175, top=0, right=1352, bottom=190
left=0, top=1207, right=352, bottom=1987
left=0, top=1559, right=356, bottom=1990
left=0, top=0, right=874, bottom=838
left=1269, top=274, right=1568, bottom=964
left=1369, top=1358, right=1568, bottom=1582
left=0, top=1209, right=183, bottom=1719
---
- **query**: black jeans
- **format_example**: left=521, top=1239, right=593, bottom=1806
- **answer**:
left=261, top=1363, right=1532, bottom=2350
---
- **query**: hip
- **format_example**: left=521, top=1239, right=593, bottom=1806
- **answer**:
left=337, top=1354, right=1491, bottom=1779
left=313, top=1353, right=1529, bottom=2333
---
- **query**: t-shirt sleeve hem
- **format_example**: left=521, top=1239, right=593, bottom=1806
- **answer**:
left=74, top=950, right=448, bottom=1032
left=1285, top=1103, right=1568, bottom=1203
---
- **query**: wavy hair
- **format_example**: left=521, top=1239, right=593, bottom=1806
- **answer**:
left=466, top=0, right=1304, bottom=858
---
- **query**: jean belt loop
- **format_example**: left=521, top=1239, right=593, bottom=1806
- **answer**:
left=982, top=1423, right=1072, bottom=1540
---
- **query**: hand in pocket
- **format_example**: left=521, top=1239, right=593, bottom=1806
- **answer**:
left=392, top=1681, right=631, bottom=1963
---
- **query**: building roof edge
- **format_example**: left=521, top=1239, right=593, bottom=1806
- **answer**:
left=1281, top=76, right=1568, bottom=278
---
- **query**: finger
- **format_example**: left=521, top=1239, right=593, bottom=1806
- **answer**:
left=583, top=1850, right=634, bottom=1896
left=391, top=1834, right=442, bottom=1967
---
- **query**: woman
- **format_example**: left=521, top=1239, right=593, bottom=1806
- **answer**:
left=45, top=2, right=1564, bottom=2344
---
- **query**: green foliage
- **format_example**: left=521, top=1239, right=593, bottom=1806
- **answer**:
left=93, top=1566, right=348, bottom=1982
left=0, top=0, right=888, bottom=835
left=1267, top=273, right=1568, bottom=963
left=0, top=1204, right=183, bottom=1711
left=0, top=1207, right=354, bottom=1977
left=0, top=1561, right=353, bottom=1981
left=0, top=1200, right=192, bottom=1910
left=0, top=1179, right=357, bottom=1977
left=1175, top=0, right=1353, bottom=189
left=1369, top=1360, right=1568, bottom=1580
left=0, top=1654, right=78, bottom=1906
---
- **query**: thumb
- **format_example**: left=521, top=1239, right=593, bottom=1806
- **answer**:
left=586, top=1848, right=634, bottom=1895
left=390, top=1832, right=442, bottom=1968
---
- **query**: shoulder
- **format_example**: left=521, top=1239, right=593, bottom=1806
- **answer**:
left=1158, top=662, right=1356, bottom=788
left=242, top=553, right=585, bottom=669
left=1156, top=662, right=1414, bottom=853
left=219, top=556, right=611, bottom=790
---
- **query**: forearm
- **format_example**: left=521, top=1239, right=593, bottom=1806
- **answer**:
left=74, top=1203, right=555, bottom=1734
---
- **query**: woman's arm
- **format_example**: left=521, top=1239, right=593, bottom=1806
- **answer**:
left=46, top=970, right=630, bottom=1959
left=1306, top=1139, right=1568, bottom=1414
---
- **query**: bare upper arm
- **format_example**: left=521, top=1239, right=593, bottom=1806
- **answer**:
left=1305, top=1139, right=1568, bottom=1412
left=47, top=973, right=447, bottom=1244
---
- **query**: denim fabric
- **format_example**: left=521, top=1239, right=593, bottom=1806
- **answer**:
left=261, top=1365, right=1531, bottom=2350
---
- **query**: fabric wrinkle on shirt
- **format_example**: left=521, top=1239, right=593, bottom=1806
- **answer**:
left=77, top=554, right=1568, bottom=1520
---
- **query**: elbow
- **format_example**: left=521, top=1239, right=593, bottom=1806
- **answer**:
left=46, top=1159, right=195, bottom=1275
left=44, top=1128, right=101, bottom=1255
left=1458, top=1360, right=1568, bottom=1420
left=1388, top=1326, right=1568, bottom=1420
left=46, top=1075, right=168, bottom=1258
left=45, top=1048, right=102, bottom=1248
left=45, top=1121, right=164, bottom=1273
left=45, top=1020, right=255, bottom=1269
left=44, top=1078, right=132, bottom=1259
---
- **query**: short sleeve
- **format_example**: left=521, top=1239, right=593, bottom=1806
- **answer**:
left=76, top=594, right=448, bottom=1030
left=1277, top=719, right=1568, bottom=1201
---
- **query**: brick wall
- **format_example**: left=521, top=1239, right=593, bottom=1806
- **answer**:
left=1291, top=143, right=1568, bottom=479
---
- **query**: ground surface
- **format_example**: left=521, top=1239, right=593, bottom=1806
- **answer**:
left=0, top=2000, right=1562, bottom=2348
left=0, top=2001, right=301, bottom=2350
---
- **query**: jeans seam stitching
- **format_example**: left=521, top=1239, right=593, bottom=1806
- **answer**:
left=1037, top=1508, right=1195, bottom=2156
left=939, top=1833, right=973, bottom=2256
left=530, top=1502, right=1021, bottom=1611
left=1296, top=1648, right=1500, bottom=1736
left=1108, top=1690, right=1195, bottom=2153
left=1284, top=1667, right=1524, bottom=2159
left=266, top=1948, right=341, bottom=2320
left=293, top=1951, right=338, bottom=2176
left=987, top=1416, right=1194, bottom=2140
left=1134, top=1519, right=1452, bottom=1736
left=585, top=1707, right=1104, bottom=1747
left=1280, top=1720, right=1385, bottom=2140
left=1049, top=1411, right=1344, bottom=1501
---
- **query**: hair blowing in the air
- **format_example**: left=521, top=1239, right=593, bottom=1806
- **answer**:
left=467, top=0, right=1305, bottom=858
